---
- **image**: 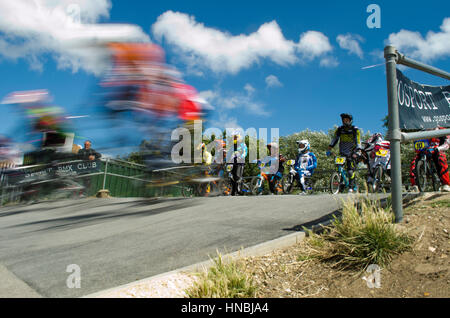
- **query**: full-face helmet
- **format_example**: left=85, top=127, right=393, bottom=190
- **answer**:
left=368, top=133, right=382, bottom=144
left=340, top=113, right=353, bottom=127
left=296, top=140, right=310, bottom=155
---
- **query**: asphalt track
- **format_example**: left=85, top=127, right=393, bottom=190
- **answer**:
left=0, top=194, right=387, bottom=297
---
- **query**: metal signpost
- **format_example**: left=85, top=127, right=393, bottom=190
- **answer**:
left=384, top=45, right=450, bottom=223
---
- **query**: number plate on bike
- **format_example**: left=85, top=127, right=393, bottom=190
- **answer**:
left=414, top=140, right=429, bottom=151
left=287, top=159, right=295, bottom=166
left=226, top=165, right=233, bottom=172
left=335, top=157, right=346, bottom=165
left=375, top=149, right=388, bottom=157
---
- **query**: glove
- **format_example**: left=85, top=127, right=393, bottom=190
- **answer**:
left=326, top=151, right=331, bottom=157
left=352, top=150, right=362, bottom=159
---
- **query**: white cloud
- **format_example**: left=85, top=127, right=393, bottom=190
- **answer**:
left=386, top=17, right=450, bottom=62
left=265, top=75, right=283, bottom=88
left=244, top=83, right=256, bottom=95
left=198, top=90, right=218, bottom=103
left=200, top=86, right=270, bottom=117
left=297, top=31, right=333, bottom=59
left=319, top=56, right=339, bottom=68
left=0, top=0, right=149, bottom=74
left=369, top=49, right=384, bottom=61
left=152, top=11, right=333, bottom=75
left=208, top=113, right=242, bottom=131
left=337, top=33, right=364, bottom=59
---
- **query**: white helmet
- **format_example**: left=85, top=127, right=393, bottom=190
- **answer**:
left=296, top=140, right=310, bottom=154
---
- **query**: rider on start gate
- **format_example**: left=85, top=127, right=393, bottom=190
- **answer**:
left=327, top=113, right=362, bottom=193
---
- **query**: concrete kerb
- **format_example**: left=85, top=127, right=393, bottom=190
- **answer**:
left=83, top=230, right=306, bottom=298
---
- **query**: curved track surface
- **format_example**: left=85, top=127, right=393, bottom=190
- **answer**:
left=0, top=194, right=387, bottom=297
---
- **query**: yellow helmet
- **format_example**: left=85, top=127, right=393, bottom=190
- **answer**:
left=233, top=134, right=242, bottom=144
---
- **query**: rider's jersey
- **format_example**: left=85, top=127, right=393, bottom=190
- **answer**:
left=261, top=154, right=285, bottom=175
left=363, top=134, right=383, bottom=154
left=368, top=140, right=391, bottom=170
left=227, top=142, right=247, bottom=164
left=430, top=135, right=450, bottom=152
left=365, top=139, right=390, bottom=158
left=295, top=152, right=317, bottom=173
left=329, top=125, right=362, bottom=157
left=202, top=150, right=212, bottom=165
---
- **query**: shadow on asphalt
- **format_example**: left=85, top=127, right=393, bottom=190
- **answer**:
left=0, top=197, right=192, bottom=218
left=4, top=199, right=200, bottom=233
left=283, top=209, right=342, bottom=234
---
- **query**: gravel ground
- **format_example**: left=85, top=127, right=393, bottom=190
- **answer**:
left=93, top=272, right=197, bottom=298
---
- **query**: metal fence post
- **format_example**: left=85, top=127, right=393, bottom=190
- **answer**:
left=384, top=45, right=403, bottom=223
left=102, top=158, right=109, bottom=190
left=0, top=173, right=4, bottom=207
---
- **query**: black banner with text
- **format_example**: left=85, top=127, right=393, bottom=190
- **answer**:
left=396, top=69, right=450, bottom=129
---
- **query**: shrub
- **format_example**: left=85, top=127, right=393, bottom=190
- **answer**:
left=305, top=198, right=413, bottom=270
left=186, top=252, right=257, bottom=298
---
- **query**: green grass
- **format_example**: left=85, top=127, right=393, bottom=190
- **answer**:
left=185, top=252, right=257, bottom=298
left=305, top=198, right=414, bottom=270
left=431, top=200, right=450, bottom=208
left=297, top=254, right=316, bottom=261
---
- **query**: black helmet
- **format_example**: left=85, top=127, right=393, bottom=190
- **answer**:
left=340, top=113, right=353, bottom=126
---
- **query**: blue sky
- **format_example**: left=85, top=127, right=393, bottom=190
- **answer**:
left=0, top=0, right=449, bottom=154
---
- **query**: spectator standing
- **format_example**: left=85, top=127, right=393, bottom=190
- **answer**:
left=78, top=140, right=101, bottom=161
left=78, top=140, right=101, bottom=196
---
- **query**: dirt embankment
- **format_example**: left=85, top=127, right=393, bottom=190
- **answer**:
left=243, top=193, right=449, bottom=298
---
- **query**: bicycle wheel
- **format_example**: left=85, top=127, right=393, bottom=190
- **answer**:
left=209, top=180, right=223, bottom=196
left=251, top=176, right=263, bottom=195
left=222, top=179, right=232, bottom=196
left=274, top=176, right=284, bottom=195
left=305, top=177, right=314, bottom=194
left=241, top=180, right=253, bottom=195
left=374, top=165, right=385, bottom=193
left=196, top=183, right=208, bottom=197
left=330, top=172, right=341, bottom=194
left=429, top=162, right=440, bottom=192
left=367, top=179, right=376, bottom=193
left=282, top=175, right=294, bottom=194
left=415, top=159, right=427, bottom=192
